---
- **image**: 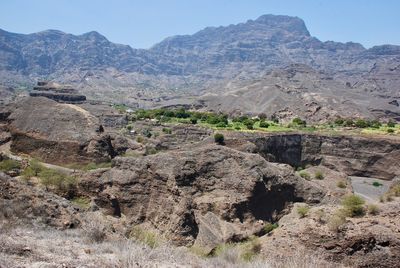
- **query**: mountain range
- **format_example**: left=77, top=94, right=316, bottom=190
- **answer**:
left=0, top=14, right=399, bottom=121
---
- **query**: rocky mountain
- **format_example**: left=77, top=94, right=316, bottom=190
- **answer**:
left=0, top=14, right=399, bottom=121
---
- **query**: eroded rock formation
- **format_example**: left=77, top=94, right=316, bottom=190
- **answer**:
left=79, top=144, right=324, bottom=252
left=30, top=81, right=86, bottom=104
left=5, top=97, right=119, bottom=164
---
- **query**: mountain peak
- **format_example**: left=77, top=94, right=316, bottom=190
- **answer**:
left=80, top=31, right=108, bottom=41
left=254, top=14, right=310, bottom=36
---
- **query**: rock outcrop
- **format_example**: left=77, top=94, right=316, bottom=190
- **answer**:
left=5, top=97, right=118, bottom=164
left=79, top=144, right=324, bottom=251
left=226, top=132, right=400, bottom=180
left=30, top=81, right=86, bottom=103
left=0, top=172, right=80, bottom=228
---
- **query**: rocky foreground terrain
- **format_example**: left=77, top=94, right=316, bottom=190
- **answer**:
left=0, top=96, right=400, bottom=267
left=0, top=14, right=400, bottom=121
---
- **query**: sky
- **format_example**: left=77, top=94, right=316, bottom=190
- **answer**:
left=0, top=0, right=399, bottom=49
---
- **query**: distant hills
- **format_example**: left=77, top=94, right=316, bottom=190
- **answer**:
left=0, top=14, right=399, bottom=121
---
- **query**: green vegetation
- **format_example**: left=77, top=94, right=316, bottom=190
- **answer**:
left=212, top=237, right=262, bottom=262
left=72, top=196, right=91, bottom=209
left=162, top=127, right=172, bottom=134
left=328, top=209, right=347, bottom=233
left=291, top=117, right=306, bottom=127
left=67, top=162, right=112, bottom=171
left=263, top=222, right=278, bottom=234
left=39, top=168, right=77, bottom=194
left=129, top=226, right=159, bottom=248
left=298, top=170, right=311, bottom=180
left=380, top=181, right=400, bottom=202
left=314, top=170, right=324, bottom=180
left=367, top=204, right=380, bottom=215
left=387, top=120, right=396, bottom=128
left=372, top=181, right=383, bottom=187
left=259, top=120, right=270, bottom=128
left=112, top=103, right=128, bottom=113
left=0, top=159, right=21, bottom=172
left=214, top=133, right=225, bottom=145
left=126, top=107, right=398, bottom=137
left=20, top=160, right=78, bottom=197
left=241, top=237, right=262, bottom=262
left=336, top=180, right=347, bottom=189
left=341, top=194, right=365, bottom=217
left=190, top=117, right=198, bottom=124
left=297, top=205, right=310, bottom=218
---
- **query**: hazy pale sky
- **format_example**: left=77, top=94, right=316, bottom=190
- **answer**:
left=0, top=0, right=399, bottom=48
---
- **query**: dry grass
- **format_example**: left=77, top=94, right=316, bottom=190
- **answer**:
left=0, top=221, right=341, bottom=268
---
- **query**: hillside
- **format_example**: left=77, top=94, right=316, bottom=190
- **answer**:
left=0, top=14, right=399, bottom=121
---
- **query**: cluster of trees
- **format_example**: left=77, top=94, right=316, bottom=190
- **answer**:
left=134, top=108, right=229, bottom=126
left=333, top=117, right=396, bottom=129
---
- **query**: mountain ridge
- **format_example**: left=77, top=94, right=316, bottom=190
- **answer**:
left=0, top=14, right=399, bottom=121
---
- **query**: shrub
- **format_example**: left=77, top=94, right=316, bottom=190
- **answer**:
left=0, top=159, right=21, bottom=172
left=234, top=125, right=241, bottom=130
left=372, top=181, right=383, bottom=187
left=216, top=122, right=228, bottom=128
left=387, top=120, right=396, bottom=128
left=214, top=133, right=225, bottom=145
left=130, top=226, right=158, bottom=248
left=83, top=213, right=107, bottom=243
left=343, top=119, right=354, bottom=127
left=72, top=196, right=91, bottom=210
left=259, top=121, right=270, bottom=128
left=328, top=209, right=347, bottom=233
left=241, top=237, right=261, bottom=262
left=38, top=167, right=78, bottom=197
left=29, top=159, right=43, bottom=175
left=175, top=108, right=190, bottom=119
left=367, top=204, right=380, bottom=215
left=271, top=115, right=279, bottom=124
left=314, top=209, right=326, bottom=223
left=258, top=113, right=267, bottom=120
left=314, top=171, right=324, bottom=180
left=341, top=194, right=365, bottom=217
left=126, top=124, right=133, bottom=131
left=292, top=117, right=306, bottom=127
left=136, top=136, right=144, bottom=143
left=263, top=222, right=278, bottom=234
left=298, top=171, right=311, bottom=180
left=297, top=205, right=310, bottom=218
left=354, top=119, right=369, bottom=128
left=190, top=117, right=198, bottom=124
left=370, top=120, right=382, bottom=129
left=142, top=129, right=152, bottom=138
left=243, top=120, right=254, bottom=130
left=162, top=128, right=172, bottom=134
left=337, top=180, right=347, bottom=189
left=334, top=118, right=344, bottom=125
left=387, top=128, right=394, bottom=133
left=145, top=147, right=158, bottom=155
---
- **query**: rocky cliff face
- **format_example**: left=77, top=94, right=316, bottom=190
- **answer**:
left=240, top=133, right=400, bottom=180
left=79, top=144, right=323, bottom=251
left=3, top=97, right=121, bottom=164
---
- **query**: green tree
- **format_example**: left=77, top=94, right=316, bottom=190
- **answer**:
left=214, top=133, right=225, bottom=145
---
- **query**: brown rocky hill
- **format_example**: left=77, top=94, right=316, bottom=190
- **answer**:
left=0, top=15, right=399, bottom=120
left=3, top=97, right=122, bottom=164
